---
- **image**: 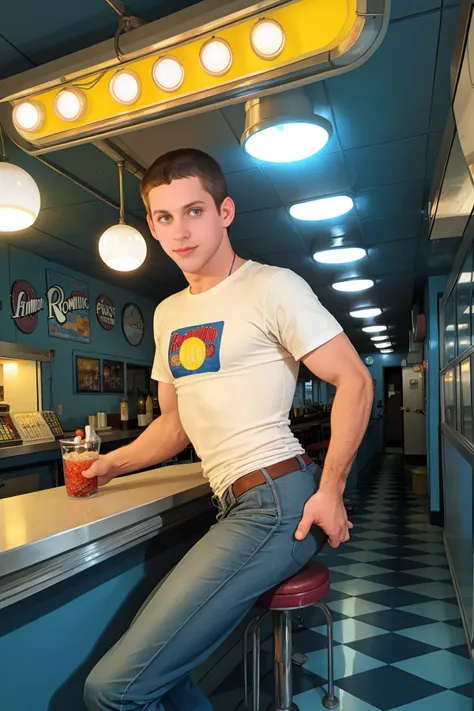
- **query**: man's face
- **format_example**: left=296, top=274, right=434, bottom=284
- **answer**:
left=146, top=176, right=235, bottom=274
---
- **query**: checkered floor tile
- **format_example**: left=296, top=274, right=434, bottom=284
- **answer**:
left=209, top=455, right=472, bottom=711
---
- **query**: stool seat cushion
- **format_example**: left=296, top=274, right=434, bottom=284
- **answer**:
left=257, top=561, right=330, bottom=610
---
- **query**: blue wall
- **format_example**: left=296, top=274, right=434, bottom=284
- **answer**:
left=0, top=242, right=157, bottom=429
left=425, top=275, right=447, bottom=514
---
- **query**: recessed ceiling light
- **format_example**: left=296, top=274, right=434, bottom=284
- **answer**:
left=458, top=272, right=472, bottom=284
left=290, top=195, right=354, bottom=221
left=375, top=342, right=392, bottom=349
left=380, top=349, right=393, bottom=354
left=350, top=308, right=382, bottom=319
left=363, top=325, right=387, bottom=333
left=313, top=247, right=366, bottom=264
left=332, top=279, right=374, bottom=292
left=371, top=336, right=387, bottom=341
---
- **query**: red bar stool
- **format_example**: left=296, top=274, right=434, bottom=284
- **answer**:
left=244, top=561, right=338, bottom=711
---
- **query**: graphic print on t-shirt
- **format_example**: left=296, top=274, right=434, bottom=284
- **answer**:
left=168, top=321, right=224, bottom=379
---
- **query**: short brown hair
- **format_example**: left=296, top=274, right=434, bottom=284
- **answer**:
left=140, top=148, right=228, bottom=215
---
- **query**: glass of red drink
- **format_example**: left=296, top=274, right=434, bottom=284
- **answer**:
left=60, top=437, right=101, bottom=498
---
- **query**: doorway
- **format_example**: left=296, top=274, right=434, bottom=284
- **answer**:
left=384, top=366, right=404, bottom=451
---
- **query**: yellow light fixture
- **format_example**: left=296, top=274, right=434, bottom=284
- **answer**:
left=109, top=69, right=141, bottom=105
left=250, top=18, right=285, bottom=60
left=12, top=101, right=45, bottom=132
left=199, top=37, right=233, bottom=76
left=152, top=56, right=184, bottom=92
left=2, top=0, right=389, bottom=151
left=53, top=87, right=86, bottom=122
left=98, top=161, right=146, bottom=272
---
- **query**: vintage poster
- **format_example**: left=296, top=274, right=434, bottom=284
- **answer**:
left=46, top=269, right=90, bottom=343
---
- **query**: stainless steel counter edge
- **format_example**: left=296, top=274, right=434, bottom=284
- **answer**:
left=0, top=493, right=213, bottom=609
left=0, top=481, right=210, bottom=579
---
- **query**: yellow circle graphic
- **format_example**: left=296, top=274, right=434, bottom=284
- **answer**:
left=179, top=337, right=206, bottom=371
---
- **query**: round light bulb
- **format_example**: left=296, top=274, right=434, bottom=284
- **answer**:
left=12, top=101, right=45, bottom=132
left=0, top=162, right=41, bottom=232
left=109, top=70, right=141, bottom=105
left=98, top=223, right=147, bottom=272
left=350, top=308, right=382, bottom=319
left=332, top=279, right=374, bottom=293
left=153, top=56, right=184, bottom=92
left=313, top=247, right=366, bottom=264
left=200, top=38, right=233, bottom=76
left=245, top=122, right=329, bottom=163
left=250, top=19, right=285, bottom=59
left=54, top=87, right=86, bottom=121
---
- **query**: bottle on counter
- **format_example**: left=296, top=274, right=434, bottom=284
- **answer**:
left=137, top=391, right=147, bottom=428
left=120, top=398, right=129, bottom=430
left=146, top=392, right=153, bottom=425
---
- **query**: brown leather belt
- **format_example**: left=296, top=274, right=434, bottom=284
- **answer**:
left=232, top=453, right=313, bottom=499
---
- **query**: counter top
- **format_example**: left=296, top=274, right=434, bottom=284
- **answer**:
left=0, top=462, right=210, bottom=582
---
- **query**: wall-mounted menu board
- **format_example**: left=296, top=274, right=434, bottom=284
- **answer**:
left=0, top=414, right=22, bottom=447
left=11, top=412, right=55, bottom=443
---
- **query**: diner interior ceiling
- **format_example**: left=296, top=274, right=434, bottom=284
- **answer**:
left=0, top=0, right=464, bottom=352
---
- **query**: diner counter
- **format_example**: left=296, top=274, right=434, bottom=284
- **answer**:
left=0, top=462, right=211, bottom=609
left=0, top=427, right=143, bottom=460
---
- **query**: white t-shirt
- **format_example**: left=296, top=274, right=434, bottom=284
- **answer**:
left=152, top=260, right=343, bottom=498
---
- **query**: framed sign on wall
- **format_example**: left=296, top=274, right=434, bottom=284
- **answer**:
left=122, top=303, right=144, bottom=346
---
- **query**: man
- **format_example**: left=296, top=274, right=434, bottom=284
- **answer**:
left=84, top=148, right=373, bottom=711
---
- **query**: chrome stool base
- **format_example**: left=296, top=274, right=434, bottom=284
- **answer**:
left=244, top=602, right=339, bottom=710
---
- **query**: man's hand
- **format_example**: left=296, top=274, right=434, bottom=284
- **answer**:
left=83, top=455, right=120, bottom=486
left=295, top=487, right=353, bottom=548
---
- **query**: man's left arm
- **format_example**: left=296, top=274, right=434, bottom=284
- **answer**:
left=296, top=332, right=374, bottom=547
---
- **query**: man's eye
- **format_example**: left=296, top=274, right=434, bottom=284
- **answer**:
left=158, top=215, right=171, bottom=223
left=189, top=208, right=202, bottom=217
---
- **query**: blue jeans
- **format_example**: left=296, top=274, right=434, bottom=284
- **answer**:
left=84, top=457, right=325, bottom=711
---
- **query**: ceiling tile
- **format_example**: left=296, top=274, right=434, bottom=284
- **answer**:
left=430, top=5, right=462, bottom=132
left=345, top=136, right=427, bottom=190
left=361, top=212, right=421, bottom=246
left=368, top=238, right=419, bottom=274
left=226, top=169, right=280, bottom=213
left=390, top=0, right=441, bottom=20
left=262, top=152, right=350, bottom=203
left=326, top=12, right=441, bottom=149
left=0, top=35, right=34, bottom=79
left=231, top=207, right=304, bottom=249
left=116, top=109, right=254, bottom=174
left=375, top=273, right=416, bottom=311
left=356, top=181, right=424, bottom=221
left=51, top=144, right=144, bottom=211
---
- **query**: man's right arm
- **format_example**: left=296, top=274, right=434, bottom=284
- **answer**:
left=84, top=382, right=190, bottom=485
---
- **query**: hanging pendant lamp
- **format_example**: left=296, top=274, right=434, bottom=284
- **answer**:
left=98, top=161, right=147, bottom=272
left=241, top=89, right=332, bottom=163
left=0, top=127, right=41, bottom=232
